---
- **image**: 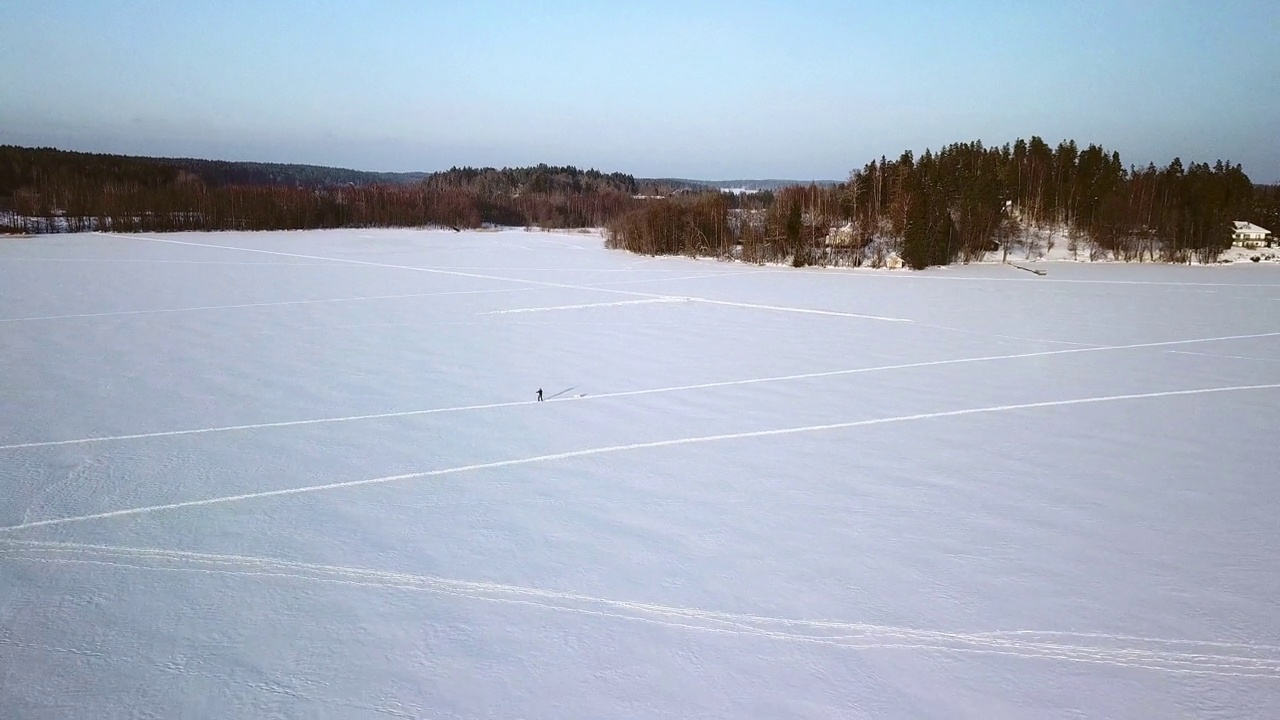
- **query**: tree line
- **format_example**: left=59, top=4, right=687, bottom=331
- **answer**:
left=0, top=145, right=425, bottom=192
left=0, top=146, right=649, bottom=234
left=607, top=138, right=1275, bottom=268
left=3, top=141, right=1276, bottom=270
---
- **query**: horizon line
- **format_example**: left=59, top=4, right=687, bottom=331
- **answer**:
left=6, top=141, right=1277, bottom=187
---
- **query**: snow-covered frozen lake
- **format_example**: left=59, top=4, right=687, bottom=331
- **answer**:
left=3, top=228, right=1279, bottom=719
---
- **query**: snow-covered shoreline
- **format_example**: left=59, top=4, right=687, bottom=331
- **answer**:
left=3, top=228, right=1279, bottom=719
left=7, top=220, right=1279, bottom=270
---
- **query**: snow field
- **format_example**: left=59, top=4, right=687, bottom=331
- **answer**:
left=2, top=228, right=1280, bottom=719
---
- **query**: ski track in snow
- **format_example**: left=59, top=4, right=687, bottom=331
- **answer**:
left=102, top=233, right=694, bottom=299
left=7, top=232, right=1280, bottom=712
left=3, top=330, right=1277, bottom=452
left=0, top=273, right=731, bottom=324
left=2, top=539, right=1277, bottom=679
left=693, top=297, right=910, bottom=322
left=479, top=298, right=687, bottom=314
left=104, top=233, right=915, bottom=324
left=0, top=287, right=540, bottom=323
left=13, top=231, right=911, bottom=325
left=585, top=271, right=749, bottom=286
left=1167, top=350, right=1280, bottom=363
left=2, top=383, right=1277, bottom=534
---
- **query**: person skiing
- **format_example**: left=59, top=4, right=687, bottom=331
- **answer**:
left=536, top=388, right=543, bottom=402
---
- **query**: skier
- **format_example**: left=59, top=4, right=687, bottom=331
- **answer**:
left=536, top=388, right=543, bottom=402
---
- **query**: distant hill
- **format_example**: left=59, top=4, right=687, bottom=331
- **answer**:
left=0, top=146, right=640, bottom=234
left=637, top=178, right=840, bottom=194
left=1, top=145, right=839, bottom=196
left=0, top=145, right=426, bottom=192
left=701, top=179, right=840, bottom=190
left=155, top=157, right=427, bottom=187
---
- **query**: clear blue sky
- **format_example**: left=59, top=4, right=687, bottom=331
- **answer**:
left=3, top=0, right=1277, bottom=181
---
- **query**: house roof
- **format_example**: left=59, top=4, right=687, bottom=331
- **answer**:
left=1232, top=221, right=1271, bottom=234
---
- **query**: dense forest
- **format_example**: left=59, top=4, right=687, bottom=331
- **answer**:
left=0, top=146, right=647, bottom=233
left=0, top=146, right=424, bottom=190
left=3, top=141, right=1276, bottom=269
left=607, top=139, right=1276, bottom=268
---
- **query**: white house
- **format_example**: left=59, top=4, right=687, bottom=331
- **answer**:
left=1232, top=221, right=1272, bottom=246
